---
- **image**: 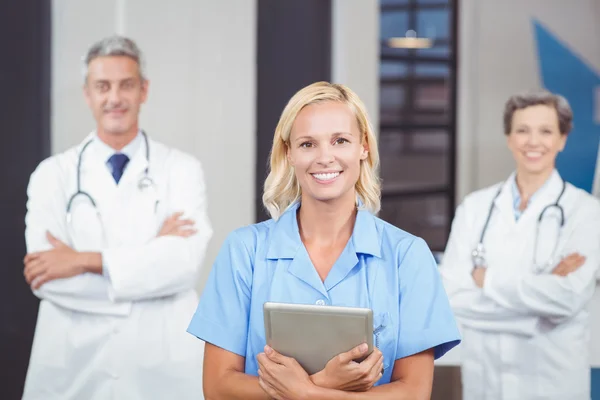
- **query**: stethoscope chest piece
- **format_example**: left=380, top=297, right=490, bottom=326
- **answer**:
left=138, top=176, right=154, bottom=191
left=471, top=243, right=487, bottom=267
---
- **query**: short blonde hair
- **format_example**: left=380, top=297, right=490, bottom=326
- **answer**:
left=262, top=81, right=381, bottom=220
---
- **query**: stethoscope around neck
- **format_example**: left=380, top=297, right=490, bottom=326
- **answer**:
left=65, top=130, right=156, bottom=232
left=471, top=178, right=566, bottom=273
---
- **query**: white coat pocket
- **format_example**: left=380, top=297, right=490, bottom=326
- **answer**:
left=124, top=184, right=163, bottom=245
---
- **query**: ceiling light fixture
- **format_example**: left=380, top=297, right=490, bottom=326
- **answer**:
left=387, top=29, right=433, bottom=49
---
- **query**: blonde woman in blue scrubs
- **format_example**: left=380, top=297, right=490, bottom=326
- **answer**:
left=187, top=82, right=461, bottom=399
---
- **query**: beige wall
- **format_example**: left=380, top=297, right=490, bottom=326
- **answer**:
left=331, top=0, right=380, bottom=132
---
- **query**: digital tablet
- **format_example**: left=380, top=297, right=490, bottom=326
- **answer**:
left=263, top=302, right=373, bottom=375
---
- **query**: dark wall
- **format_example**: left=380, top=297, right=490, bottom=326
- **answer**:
left=255, top=0, right=332, bottom=222
left=0, top=0, right=51, bottom=398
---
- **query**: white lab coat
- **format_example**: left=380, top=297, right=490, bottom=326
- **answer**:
left=440, top=170, right=600, bottom=400
left=22, top=133, right=212, bottom=400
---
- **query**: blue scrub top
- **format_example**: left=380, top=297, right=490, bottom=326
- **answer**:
left=187, top=202, right=461, bottom=385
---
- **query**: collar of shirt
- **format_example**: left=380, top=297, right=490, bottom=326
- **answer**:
left=93, top=130, right=143, bottom=172
left=265, top=199, right=381, bottom=260
left=510, top=170, right=554, bottom=220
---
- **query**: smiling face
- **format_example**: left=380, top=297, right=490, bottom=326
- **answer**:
left=286, top=101, right=369, bottom=206
left=84, top=55, right=148, bottom=138
left=506, top=104, right=567, bottom=178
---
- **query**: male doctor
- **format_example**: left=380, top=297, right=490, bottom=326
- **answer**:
left=21, top=36, right=212, bottom=400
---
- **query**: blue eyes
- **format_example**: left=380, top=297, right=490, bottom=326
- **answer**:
left=299, top=138, right=349, bottom=148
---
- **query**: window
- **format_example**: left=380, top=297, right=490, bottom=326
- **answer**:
left=378, top=0, right=457, bottom=252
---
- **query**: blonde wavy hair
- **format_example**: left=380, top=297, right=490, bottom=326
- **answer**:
left=262, top=81, right=381, bottom=220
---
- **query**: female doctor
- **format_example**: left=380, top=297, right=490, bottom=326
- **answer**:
left=187, top=81, right=461, bottom=399
left=439, top=90, right=600, bottom=399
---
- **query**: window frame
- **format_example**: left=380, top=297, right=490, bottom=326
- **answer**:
left=378, top=0, right=458, bottom=251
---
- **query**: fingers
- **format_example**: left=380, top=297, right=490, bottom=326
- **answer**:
left=350, top=357, right=384, bottom=392
left=175, top=229, right=197, bottom=237
left=162, top=219, right=193, bottom=232
left=565, top=252, right=582, bottom=259
left=170, top=218, right=195, bottom=228
left=338, top=342, right=369, bottom=364
left=257, top=352, right=281, bottom=386
left=552, top=260, right=569, bottom=276
left=566, top=254, right=585, bottom=264
left=25, top=265, right=45, bottom=285
left=31, top=274, right=50, bottom=290
left=359, top=347, right=383, bottom=374
left=159, top=227, right=197, bottom=238
left=46, top=231, right=65, bottom=248
left=24, top=259, right=45, bottom=284
left=168, top=211, right=185, bottom=220
left=264, top=346, right=289, bottom=366
left=158, top=212, right=196, bottom=237
left=166, top=212, right=194, bottom=227
left=552, top=267, right=568, bottom=277
left=565, top=255, right=585, bottom=270
left=341, top=349, right=383, bottom=392
left=257, top=352, right=280, bottom=370
left=257, top=348, right=298, bottom=380
left=24, top=252, right=40, bottom=264
left=552, top=265, right=570, bottom=277
left=165, top=228, right=197, bottom=238
left=552, top=254, right=586, bottom=276
left=170, top=223, right=196, bottom=235
left=553, top=254, right=580, bottom=270
left=368, top=356, right=384, bottom=381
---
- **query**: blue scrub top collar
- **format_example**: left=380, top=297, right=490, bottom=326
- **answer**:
left=266, top=199, right=381, bottom=260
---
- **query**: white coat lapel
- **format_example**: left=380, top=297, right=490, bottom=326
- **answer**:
left=526, top=170, right=563, bottom=211
left=486, top=174, right=536, bottom=273
left=67, top=135, right=117, bottom=250
left=118, top=141, right=149, bottom=189
left=516, top=170, right=564, bottom=227
left=493, top=178, right=516, bottom=226
left=117, top=137, right=162, bottom=245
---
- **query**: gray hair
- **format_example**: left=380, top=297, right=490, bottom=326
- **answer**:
left=82, top=35, right=146, bottom=83
left=503, top=89, right=573, bottom=135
